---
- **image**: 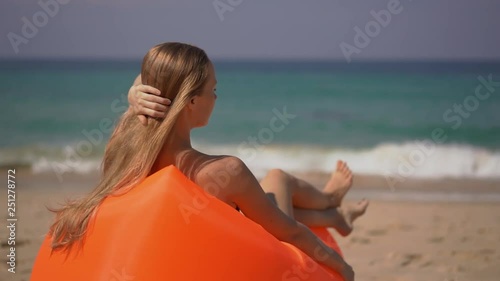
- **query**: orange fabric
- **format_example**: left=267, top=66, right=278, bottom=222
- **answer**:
left=31, top=165, right=344, bottom=281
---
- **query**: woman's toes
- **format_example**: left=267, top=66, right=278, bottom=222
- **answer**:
left=336, top=160, right=342, bottom=170
left=346, top=166, right=351, bottom=174
left=338, top=163, right=345, bottom=174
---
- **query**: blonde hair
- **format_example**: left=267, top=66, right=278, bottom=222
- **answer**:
left=48, top=42, right=210, bottom=252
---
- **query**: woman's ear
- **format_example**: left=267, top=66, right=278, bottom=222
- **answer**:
left=187, top=96, right=197, bottom=110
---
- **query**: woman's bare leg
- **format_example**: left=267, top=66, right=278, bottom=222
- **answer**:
left=259, top=168, right=296, bottom=217
left=260, top=161, right=353, bottom=211
left=293, top=160, right=353, bottom=209
left=259, top=168, right=369, bottom=236
left=293, top=200, right=369, bottom=236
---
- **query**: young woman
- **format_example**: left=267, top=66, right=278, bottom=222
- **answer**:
left=128, top=62, right=369, bottom=236
left=50, top=42, right=367, bottom=281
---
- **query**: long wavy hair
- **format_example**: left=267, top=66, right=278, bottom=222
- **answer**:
left=48, top=42, right=210, bottom=252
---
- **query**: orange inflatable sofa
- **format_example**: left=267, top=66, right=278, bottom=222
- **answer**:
left=31, top=165, right=344, bottom=281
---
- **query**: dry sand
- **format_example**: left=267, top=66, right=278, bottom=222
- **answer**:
left=1, top=169, right=499, bottom=281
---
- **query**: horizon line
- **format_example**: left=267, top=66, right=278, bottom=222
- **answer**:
left=1, top=57, right=500, bottom=64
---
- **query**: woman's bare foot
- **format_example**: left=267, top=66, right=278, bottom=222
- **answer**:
left=332, top=199, right=370, bottom=237
left=323, top=160, right=354, bottom=207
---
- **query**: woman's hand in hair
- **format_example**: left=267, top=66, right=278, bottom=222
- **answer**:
left=128, top=82, right=171, bottom=125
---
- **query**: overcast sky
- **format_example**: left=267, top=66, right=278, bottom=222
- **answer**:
left=1, top=0, right=499, bottom=60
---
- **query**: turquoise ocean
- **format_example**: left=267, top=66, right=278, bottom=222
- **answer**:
left=1, top=60, right=499, bottom=180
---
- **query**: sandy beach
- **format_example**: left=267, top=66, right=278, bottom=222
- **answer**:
left=2, top=1, right=500, bottom=279
left=1, top=168, right=500, bottom=281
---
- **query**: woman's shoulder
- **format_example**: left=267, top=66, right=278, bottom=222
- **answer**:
left=196, top=154, right=245, bottom=179
left=189, top=152, right=244, bottom=180
left=182, top=153, right=247, bottom=200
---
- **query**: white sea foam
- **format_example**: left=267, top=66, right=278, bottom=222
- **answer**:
left=197, top=141, right=500, bottom=180
left=3, top=141, right=500, bottom=181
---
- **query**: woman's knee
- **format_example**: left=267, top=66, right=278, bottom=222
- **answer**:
left=265, top=168, right=288, bottom=180
left=261, top=168, right=297, bottom=193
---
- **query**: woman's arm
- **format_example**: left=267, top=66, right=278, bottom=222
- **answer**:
left=128, top=74, right=170, bottom=125
left=196, top=156, right=354, bottom=281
